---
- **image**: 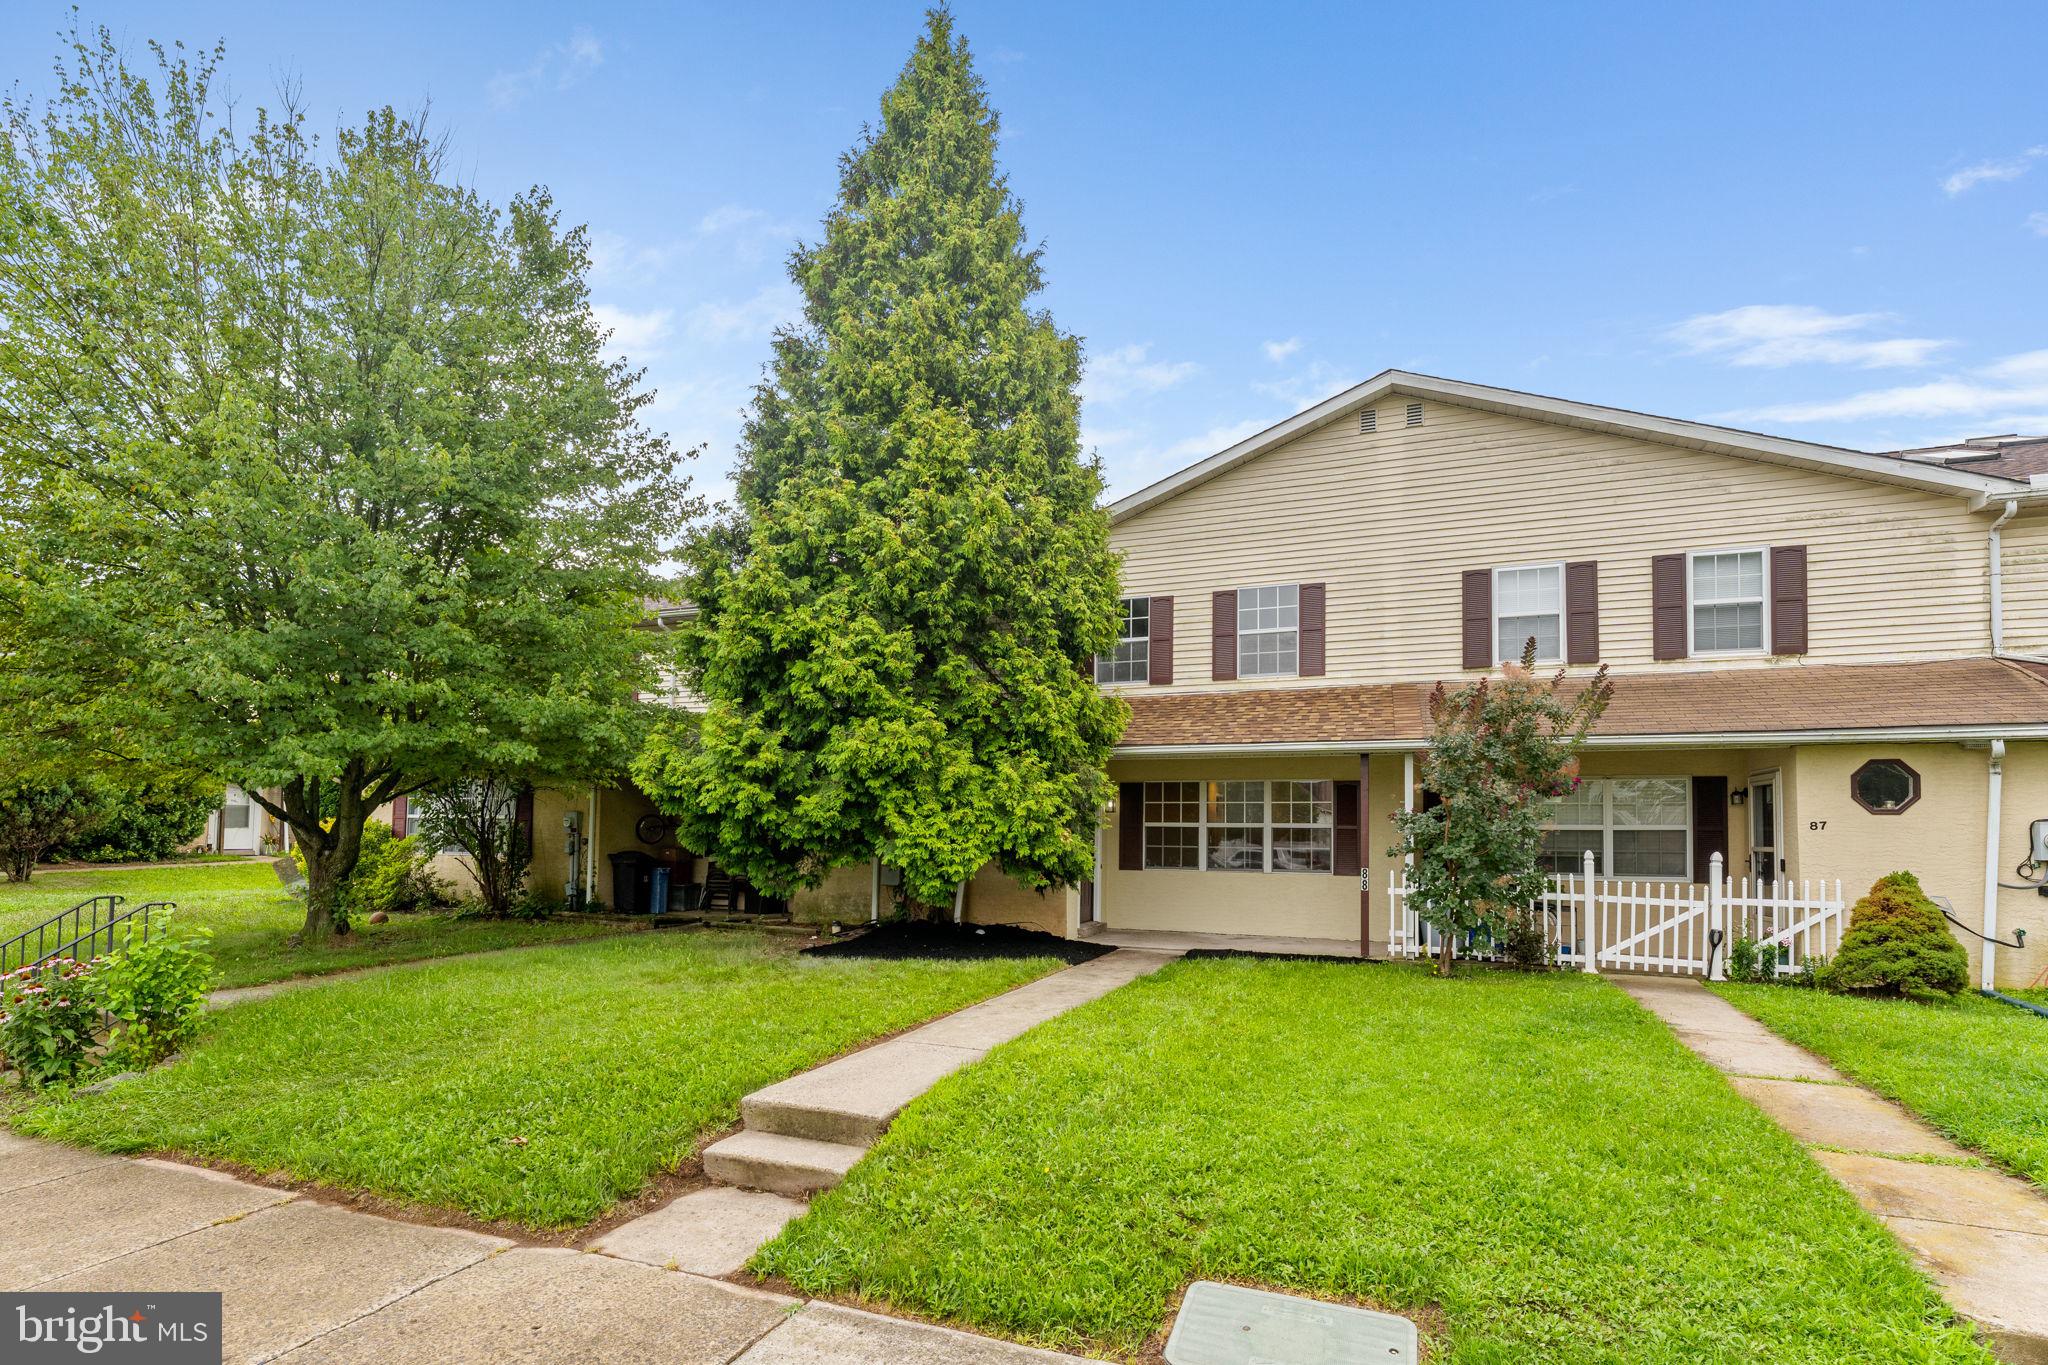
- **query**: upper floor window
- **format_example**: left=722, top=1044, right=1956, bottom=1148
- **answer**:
left=1690, top=549, right=1766, bottom=654
left=1493, top=563, right=1563, bottom=664
left=1237, top=584, right=1298, bottom=677
left=1096, top=597, right=1150, bottom=684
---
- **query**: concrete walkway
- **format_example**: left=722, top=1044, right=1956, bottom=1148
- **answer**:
left=1619, top=976, right=2048, bottom=1363
left=589, top=948, right=1179, bottom=1277
left=1, top=1130, right=1093, bottom=1362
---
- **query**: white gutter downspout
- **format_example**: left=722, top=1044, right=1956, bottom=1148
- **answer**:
left=1985, top=738, right=2007, bottom=991
left=586, top=788, right=599, bottom=907
left=1990, top=499, right=2019, bottom=654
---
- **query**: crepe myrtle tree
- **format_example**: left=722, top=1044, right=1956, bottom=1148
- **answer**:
left=635, top=10, right=1126, bottom=912
left=416, top=777, right=533, bottom=917
left=0, top=28, right=693, bottom=938
left=1390, top=644, right=1614, bottom=976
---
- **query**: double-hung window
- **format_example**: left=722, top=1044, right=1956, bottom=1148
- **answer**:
left=1689, top=549, right=1767, bottom=654
left=1237, top=585, right=1298, bottom=678
left=1139, top=779, right=1333, bottom=873
left=1539, top=777, right=1690, bottom=879
left=1493, top=563, right=1564, bottom=664
left=1096, top=597, right=1151, bottom=684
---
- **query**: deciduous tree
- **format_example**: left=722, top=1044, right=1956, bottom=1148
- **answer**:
left=1391, top=648, right=1613, bottom=975
left=0, top=28, right=690, bottom=936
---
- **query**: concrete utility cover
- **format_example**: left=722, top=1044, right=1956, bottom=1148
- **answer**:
left=1165, top=1281, right=1418, bottom=1365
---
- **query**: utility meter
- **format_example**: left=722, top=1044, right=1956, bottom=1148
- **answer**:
left=2033, top=818, right=2048, bottom=866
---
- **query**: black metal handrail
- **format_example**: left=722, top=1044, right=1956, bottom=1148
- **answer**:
left=1, top=894, right=123, bottom=975
left=0, top=895, right=171, bottom=976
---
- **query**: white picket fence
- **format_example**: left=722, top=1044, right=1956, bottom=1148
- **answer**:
left=1387, top=850, right=1845, bottom=979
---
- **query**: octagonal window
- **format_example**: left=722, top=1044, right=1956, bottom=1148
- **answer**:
left=1851, top=758, right=1920, bottom=814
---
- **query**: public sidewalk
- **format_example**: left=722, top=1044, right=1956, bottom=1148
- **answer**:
left=1620, top=976, right=2048, bottom=1363
left=1, top=1130, right=1090, bottom=1363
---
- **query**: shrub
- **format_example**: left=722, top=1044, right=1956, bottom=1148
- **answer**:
left=56, top=782, right=218, bottom=863
left=1497, top=911, right=1553, bottom=970
left=1729, top=936, right=1760, bottom=983
left=291, top=820, right=447, bottom=922
left=0, top=958, right=103, bottom=1087
left=0, top=780, right=109, bottom=882
left=1824, top=871, right=1969, bottom=1000
left=417, top=779, right=532, bottom=916
left=100, top=915, right=213, bottom=1069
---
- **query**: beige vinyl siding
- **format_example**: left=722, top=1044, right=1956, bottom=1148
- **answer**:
left=1999, top=515, right=2048, bottom=657
left=1110, top=399, right=2006, bottom=690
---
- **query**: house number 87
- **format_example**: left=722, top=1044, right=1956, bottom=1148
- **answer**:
left=1808, top=820, right=1826, bottom=831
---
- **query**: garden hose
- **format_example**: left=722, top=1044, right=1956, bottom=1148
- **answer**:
left=1938, top=907, right=2027, bottom=951
left=1981, top=988, right=2048, bottom=1020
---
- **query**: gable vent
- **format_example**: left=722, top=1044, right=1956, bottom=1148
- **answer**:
left=1358, top=408, right=1377, bottom=434
left=1405, top=401, right=1424, bottom=427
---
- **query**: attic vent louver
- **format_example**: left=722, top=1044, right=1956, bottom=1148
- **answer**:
left=1406, top=401, right=1424, bottom=427
left=1359, top=408, right=1377, bottom=434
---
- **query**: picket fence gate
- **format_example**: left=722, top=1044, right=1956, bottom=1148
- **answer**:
left=1387, top=851, right=1845, bottom=980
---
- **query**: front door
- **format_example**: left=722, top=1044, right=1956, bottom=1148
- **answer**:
left=221, top=785, right=256, bottom=852
left=1749, top=776, right=1779, bottom=891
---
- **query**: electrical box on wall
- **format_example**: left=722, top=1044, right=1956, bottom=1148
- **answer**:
left=2033, top=819, right=2048, bottom=866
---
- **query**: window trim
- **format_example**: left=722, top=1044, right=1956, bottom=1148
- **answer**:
left=1491, top=561, right=1567, bottom=665
left=1235, top=583, right=1300, bottom=680
left=1849, top=758, right=1921, bottom=815
left=1686, top=546, right=1771, bottom=657
left=1095, top=595, right=1152, bottom=685
left=1543, top=775, right=1694, bottom=881
left=1138, top=778, right=1333, bottom=874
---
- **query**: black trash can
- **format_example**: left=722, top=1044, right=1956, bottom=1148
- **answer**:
left=608, top=850, right=656, bottom=915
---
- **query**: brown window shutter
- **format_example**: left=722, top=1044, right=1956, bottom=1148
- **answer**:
left=391, top=796, right=408, bottom=838
left=1117, top=783, right=1143, bottom=871
left=1461, top=570, right=1491, bottom=669
left=1565, top=561, right=1600, bottom=665
left=515, top=786, right=535, bottom=847
left=1211, top=590, right=1238, bottom=681
left=1298, top=583, right=1326, bottom=677
left=1652, top=554, right=1688, bottom=660
left=1148, top=596, right=1174, bottom=685
left=1771, top=545, right=1808, bottom=655
left=1331, top=780, right=1362, bottom=877
left=1691, top=776, right=1727, bottom=884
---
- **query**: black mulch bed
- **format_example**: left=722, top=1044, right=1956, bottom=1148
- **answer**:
left=803, top=919, right=1112, bottom=964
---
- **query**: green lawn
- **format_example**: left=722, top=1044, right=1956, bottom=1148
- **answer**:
left=13, top=930, right=1057, bottom=1228
left=1712, top=982, right=2048, bottom=1187
left=0, top=863, right=631, bottom=989
left=757, top=959, right=1989, bottom=1364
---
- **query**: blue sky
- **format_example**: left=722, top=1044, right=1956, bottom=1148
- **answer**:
left=4, top=2, right=2044, bottom=505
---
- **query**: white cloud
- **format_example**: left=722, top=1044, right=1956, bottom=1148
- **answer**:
left=1942, top=146, right=2048, bottom=196
left=489, top=26, right=604, bottom=110
left=2029, top=212, right=2048, bottom=237
left=685, top=283, right=802, bottom=342
left=1251, top=359, right=1351, bottom=412
left=1261, top=337, right=1303, bottom=363
left=1717, top=349, right=2048, bottom=425
left=591, top=304, right=674, bottom=357
left=1669, top=305, right=1949, bottom=369
left=1082, top=343, right=1198, bottom=406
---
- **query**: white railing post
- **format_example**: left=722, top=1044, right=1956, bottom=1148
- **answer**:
left=1581, top=849, right=1598, bottom=973
left=1707, top=852, right=1727, bottom=981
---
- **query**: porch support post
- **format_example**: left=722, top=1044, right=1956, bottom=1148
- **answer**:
left=869, top=857, right=881, bottom=924
left=1581, top=848, right=1598, bottom=973
left=1707, top=851, right=1728, bottom=981
left=1358, top=753, right=1371, bottom=958
left=953, top=878, right=967, bottom=925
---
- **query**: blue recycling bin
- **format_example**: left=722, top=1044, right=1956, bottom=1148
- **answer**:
left=648, top=863, right=672, bottom=916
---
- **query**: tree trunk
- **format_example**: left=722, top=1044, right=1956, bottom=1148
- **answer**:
left=1436, top=933, right=1456, bottom=977
left=283, top=774, right=372, bottom=942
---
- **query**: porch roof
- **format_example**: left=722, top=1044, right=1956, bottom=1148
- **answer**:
left=1116, top=657, right=2048, bottom=752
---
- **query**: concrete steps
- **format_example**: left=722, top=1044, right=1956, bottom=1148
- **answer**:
left=701, top=1130, right=866, bottom=1198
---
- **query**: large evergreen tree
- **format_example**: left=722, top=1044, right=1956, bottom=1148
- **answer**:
left=635, top=10, right=1125, bottom=910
